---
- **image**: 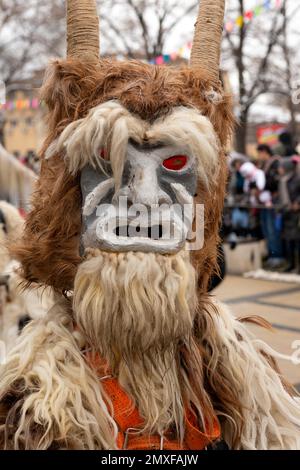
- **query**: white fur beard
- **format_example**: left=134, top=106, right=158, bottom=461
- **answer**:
left=73, top=249, right=197, bottom=357
left=73, top=248, right=198, bottom=436
left=1, top=249, right=300, bottom=448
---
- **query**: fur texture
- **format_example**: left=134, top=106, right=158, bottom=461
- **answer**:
left=12, top=58, right=233, bottom=292
left=73, top=249, right=199, bottom=440
left=0, top=293, right=299, bottom=450
left=41, top=59, right=234, bottom=147
left=12, top=158, right=82, bottom=291
left=46, top=101, right=220, bottom=190
left=3, top=35, right=299, bottom=454
left=0, top=299, right=118, bottom=450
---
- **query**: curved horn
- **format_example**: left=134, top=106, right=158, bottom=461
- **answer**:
left=67, top=0, right=100, bottom=60
left=190, top=0, right=225, bottom=84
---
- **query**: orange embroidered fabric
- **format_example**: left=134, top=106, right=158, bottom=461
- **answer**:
left=85, top=351, right=221, bottom=450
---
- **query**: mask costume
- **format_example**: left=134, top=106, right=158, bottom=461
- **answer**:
left=0, top=201, right=53, bottom=352
left=0, top=0, right=300, bottom=450
left=0, top=144, right=36, bottom=210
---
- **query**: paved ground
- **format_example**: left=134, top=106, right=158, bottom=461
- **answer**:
left=214, top=275, right=300, bottom=391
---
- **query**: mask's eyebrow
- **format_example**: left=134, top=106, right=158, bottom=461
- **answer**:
left=128, top=138, right=165, bottom=151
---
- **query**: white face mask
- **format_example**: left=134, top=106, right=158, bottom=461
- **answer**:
left=80, top=142, right=197, bottom=254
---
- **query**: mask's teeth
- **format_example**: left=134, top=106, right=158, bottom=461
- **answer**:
left=114, top=225, right=164, bottom=240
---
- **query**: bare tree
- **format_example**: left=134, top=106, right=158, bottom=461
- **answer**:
left=0, top=1, right=65, bottom=86
left=3, top=0, right=298, bottom=155
left=0, top=0, right=65, bottom=143
left=0, top=0, right=201, bottom=143
left=268, top=0, right=300, bottom=137
left=223, top=0, right=300, bottom=153
left=99, top=0, right=198, bottom=61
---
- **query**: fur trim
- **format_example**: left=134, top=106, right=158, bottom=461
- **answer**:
left=46, top=101, right=220, bottom=190
left=12, top=158, right=82, bottom=291
left=42, top=58, right=234, bottom=149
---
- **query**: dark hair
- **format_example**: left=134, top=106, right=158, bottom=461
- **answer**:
left=257, top=144, right=273, bottom=156
left=279, top=132, right=292, bottom=146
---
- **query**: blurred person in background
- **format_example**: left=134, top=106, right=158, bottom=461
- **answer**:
left=238, top=161, right=268, bottom=240
left=292, top=155, right=300, bottom=175
left=275, top=131, right=298, bottom=158
left=257, top=144, right=280, bottom=193
left=26, top=150, right=40, bottom=174
left=279, top=159, right=300, bottom=273
left=229, top=158, right=245, bottom=197
left=256, top=144, right=283, bottom=269
left=240, top=161, right=267, bottom=205
left=228, top=158, right=250, bottom=235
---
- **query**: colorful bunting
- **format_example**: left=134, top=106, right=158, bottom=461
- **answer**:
left=150, top=0, right=282, bottom=65
left=225, top=0, right=281, bottom=34
left=254, top=5, right=263, bottom=16
left=225, top=21, right=234, bottom=33
left=235, top=15, right=244, bottom=28
left=244, top=10, right=254, bottom=21
left=148, top=41, right=193, bottom=66
left=0, top=0, right=284, bottom=77
left=0, top=98, right=41, bottom=111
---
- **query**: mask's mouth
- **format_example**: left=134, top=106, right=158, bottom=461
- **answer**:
left=114, top=224, right=164, bottom=240
left=83, top=217, right=188, bottom=254
left=82, top=204, right=194, bottom=254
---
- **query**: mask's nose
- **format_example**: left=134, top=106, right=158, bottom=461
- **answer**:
left=120, top=165, right=171, bottom=206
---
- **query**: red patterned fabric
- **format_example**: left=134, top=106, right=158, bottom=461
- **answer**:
left=85, top=351, right=221, bottom=450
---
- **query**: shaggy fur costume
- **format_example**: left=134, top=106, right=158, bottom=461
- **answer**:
left=0, top=291, right=299, bottom=450
left=2, top=58, right=299, bottom=450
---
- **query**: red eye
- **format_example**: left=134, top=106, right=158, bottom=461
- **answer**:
left=162, top=155, right=188, bottom=171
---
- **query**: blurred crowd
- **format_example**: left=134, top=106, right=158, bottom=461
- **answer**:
left=13, top=150, right=40, bottom=174
left=225, top=132, right=300, bottom=274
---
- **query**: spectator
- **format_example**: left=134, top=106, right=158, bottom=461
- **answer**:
left=239, top=161, right=267, bottom=205
left=229, top=159, right=249, bottom=235
left=279, top=159, right=300, bottom=273
left=256, top=144, right=283, bottom=268
left=292, top=155, right=300, bottom=176
left=229, top=159, right=245, bottom=196
left=275, top=132, right=298, bottom=157
left=25, top=150, right=40, bottom=174
left=257, top=144, right=280, bottom=192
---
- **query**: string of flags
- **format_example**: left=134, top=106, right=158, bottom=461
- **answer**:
left=0, top=98, right=40, bottom=111
left=0, top=0, right=285, bottom=92
left=149, top=0, right=283, bottom=66
left=148, top=42, right=192, bottom=65
left=225, top=0, right=283, bottom=33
